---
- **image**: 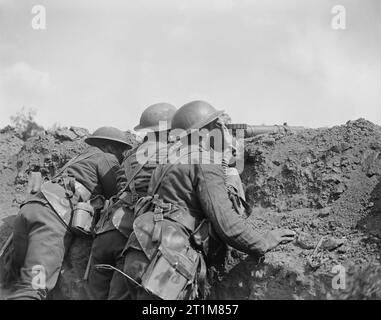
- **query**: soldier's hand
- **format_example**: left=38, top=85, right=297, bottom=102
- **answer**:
left=264, top=229, right=296, bottom=251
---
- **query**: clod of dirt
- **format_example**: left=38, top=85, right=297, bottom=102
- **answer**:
left=321, top=237, right=346, bottom=251
left=295, top=232, right=316, bottom=250
left=337, top=245, right=348, bottom=254
left=318, top=207, right=331, bottom=218
left=54, top=128, right=79, bottom=141
left=69, top=127, right=89, bottom=138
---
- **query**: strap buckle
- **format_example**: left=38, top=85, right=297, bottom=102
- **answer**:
left=152, top=197, right=172, bottom=211
left=132, top=193, right=139, bottom=203
left=154, top=202, right=163, bottom=213
left=153, top=212, right=164, bottom=222
left=119, top=191, right=139, bottom=206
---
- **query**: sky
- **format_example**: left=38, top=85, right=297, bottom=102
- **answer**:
left=0, top=0, right=380, bottom=132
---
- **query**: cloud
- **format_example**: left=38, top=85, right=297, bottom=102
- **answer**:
left=0, top=62, right=58, bottom=127
left=1, top=62, right=57, bottom=99
left=0, top=0, right=380, bottom=131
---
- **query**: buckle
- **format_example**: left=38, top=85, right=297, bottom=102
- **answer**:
left=152, top=198, right=172, bottom=211
left=161, top=202, right=172, bottom=211
left=154, top=205, right=163, bottom=214
left=65, top=190, right=74, bottom=199
left=152, top=197, right=163, bottom=207
left=153, top=213, right=164, bottom=222
left=132, top=193, right=139, bottom=202
left=119, top=191, right=139, bottom=205
left=118, top=191, right=128, bottom=201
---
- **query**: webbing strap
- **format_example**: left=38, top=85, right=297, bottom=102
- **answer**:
left=53, top=149, right=100, bottom=179
left=122, top=144, right=168, bottom=193
left=197, top=255, right=207, bottom=298
left=149, top=149, right=200, bottom=242
left=123, top=162, right=144, bottom=195
left=122, top=148, right=143, bottom=191
left=150, top=148, right=201, bottom=195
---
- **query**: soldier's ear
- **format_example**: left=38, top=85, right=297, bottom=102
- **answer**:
left=101, top=144, right=113, bottom=154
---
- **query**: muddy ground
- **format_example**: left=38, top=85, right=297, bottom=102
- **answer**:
left=1, top=119, right=381, bottom=299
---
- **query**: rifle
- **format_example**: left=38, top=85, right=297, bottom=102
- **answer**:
left=225, top=123, right=306, bottom=138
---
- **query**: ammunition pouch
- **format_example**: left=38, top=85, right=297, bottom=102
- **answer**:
left=110, top=191, right=137, bottom=237
left=141, top=244, right=200, bottom=300
left=39, top=179, right=95, bottom=235
left=129, top=196, right=209, bottom=300
left=40, top=181, right=73, bottom=227
left=132, top=196, right=213, bottom=258
left=96, top=189, right=141, bottom=236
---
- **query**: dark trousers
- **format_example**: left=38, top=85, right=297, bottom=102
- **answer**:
left=7, top=202, right=72, bottom=300
left=87, top=229, right=129, bottom=300
left=121, top=248, right=153, bottom=300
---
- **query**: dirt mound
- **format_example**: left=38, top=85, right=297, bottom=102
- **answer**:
left=0, top=127, right=24, bottom=244
left=243, top=119, right=381, bottom=211
left=1, top=119, right=381, bottom=300
left=208, top=119, right=381, bottom=299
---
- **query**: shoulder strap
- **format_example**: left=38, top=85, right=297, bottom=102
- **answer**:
left=53, top=149, right=100, bottom=179
left=123, top=143, right=169, bottom=192
left=150, top=148, right=200, bottom=195
left=124, top=162, right=145, bottom=192
left=150, top=163, right=175, bottom=195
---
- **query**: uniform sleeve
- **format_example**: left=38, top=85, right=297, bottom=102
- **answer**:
left=116, top=165, right=128, bottom=193
left=98, top=153, right=127, bottom=199
left=195, top=164, right=268, bottom=255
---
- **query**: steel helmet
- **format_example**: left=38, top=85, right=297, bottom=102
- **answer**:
left=171, top=100, right=224, bottom=131
left=85, top=126, right=134, bottom=148
left=134, top=103, right=177, bottom=132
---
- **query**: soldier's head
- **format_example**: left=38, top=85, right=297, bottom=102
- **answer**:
left=85, top=126, right=134, bottom=163
left=134, top=103, right=177, bottom=142
left=170, top=100, right=230, bottom=151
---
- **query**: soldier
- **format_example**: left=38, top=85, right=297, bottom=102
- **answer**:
left=7, top=127, right=132, bottom=300
left=219, top=114, right=252, bottom=216
left=121, top=100, right=296, bottom=300
left=87, top=103, right=177, bottom=300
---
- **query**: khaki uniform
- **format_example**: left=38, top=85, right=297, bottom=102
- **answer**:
left=121, top=145, right=267, bottom=300
left=87, top=141, right=166, bottom=300
left=7, top=147, right=125, bottom=300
